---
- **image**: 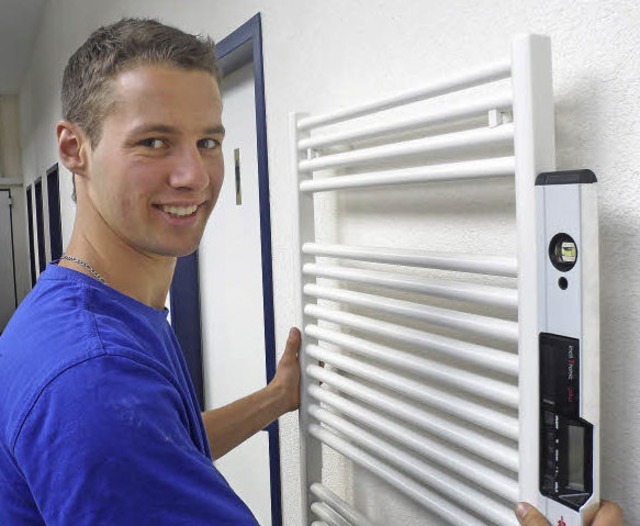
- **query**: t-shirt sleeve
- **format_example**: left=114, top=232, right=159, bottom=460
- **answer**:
left=13, top=354, right=259, bottom=526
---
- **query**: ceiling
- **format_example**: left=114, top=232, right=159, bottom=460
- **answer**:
left=0, top=0, right=48, bottom=94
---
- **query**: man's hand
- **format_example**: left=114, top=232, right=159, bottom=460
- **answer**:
left=515, top=501, right=623, bottom=526
left=269, top=327, right=302, bottom=414
left=201, top=327, right=302, bottom=459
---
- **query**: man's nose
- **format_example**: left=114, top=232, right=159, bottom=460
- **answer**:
left=169, top=145, right=210, bottom=191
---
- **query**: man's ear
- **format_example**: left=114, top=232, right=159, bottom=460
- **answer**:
left=57, top=121, right=91, bottom=176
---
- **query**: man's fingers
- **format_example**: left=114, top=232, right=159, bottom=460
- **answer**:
left=285, top=327, right=301, bottom=357
left=593, top=500, right=624, bottom=525
left=515, top=502, right=549, bottom=526
left=516, top=500, right=624, bottom=526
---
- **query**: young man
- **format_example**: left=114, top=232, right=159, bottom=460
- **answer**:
left=0, top=18, right=300, bottom=525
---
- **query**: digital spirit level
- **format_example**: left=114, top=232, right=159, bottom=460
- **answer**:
left=536, top=170, right=600, bottom=525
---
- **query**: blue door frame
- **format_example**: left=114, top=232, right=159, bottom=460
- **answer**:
left=34, top=178, right=46, bottom=273
left=26, top=185, right=36, bottom=287
left=169, top=13, right=282, bottom=526
left=46, top=164, right=63, bottom=261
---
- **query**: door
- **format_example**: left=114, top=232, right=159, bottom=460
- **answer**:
left=26, top=185, right=36, bottom=287
left=168, top=15, right=280, bottom=524
left=199, top=58, right=273, bottom=525
left=0, top=190, right=17, bottom=332
left=47, top=164, right=63, bottom=261
left=34, top=178, right=46, bottom=274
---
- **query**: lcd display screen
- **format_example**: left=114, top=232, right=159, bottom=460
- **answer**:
left=567, top=424, right=585, bottom=491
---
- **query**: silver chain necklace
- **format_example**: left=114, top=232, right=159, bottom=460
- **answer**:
left=60, top=255, right=107, bottom=285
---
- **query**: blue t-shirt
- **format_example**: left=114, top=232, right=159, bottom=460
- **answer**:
left=0, top=264, right=260, bottom=525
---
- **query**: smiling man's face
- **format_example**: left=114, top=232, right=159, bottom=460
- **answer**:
left=80, top=64, right=225, bottom=258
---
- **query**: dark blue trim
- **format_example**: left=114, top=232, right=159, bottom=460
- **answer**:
left=34, top=178, right=46, bottom=273
left=170, top=14, right=282, bottom=526
left=216, top=13, right=262, bottom=62
left=46, top=164, right=63, bottom=261
left=218, top=15, right=282, bottom=526
left=0, top=189, right=18, bottom=309
left=169, top=252, right=205, bottom=410
left=26, top=185, right=36, bottom=287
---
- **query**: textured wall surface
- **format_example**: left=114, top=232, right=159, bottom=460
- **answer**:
left=18, top=0, right=639, bottom=523
left=0, top=96, right=29, bottom=301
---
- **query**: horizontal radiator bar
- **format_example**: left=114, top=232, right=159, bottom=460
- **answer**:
left=303, top=262, right=518, bottom=310
left=309, top=415, right=515, bottom=525
left=310, top=502, right=351, bottom=526
left=302, top=243, right=518, bottom=277
left=309, top=384, right=518, bottom=502
left=298, top=93, right=513, bottom=150
left=305, top=324, right=518, bottom=407
left=304, top=284, right=518, bottom=343
left=305, top=304, right=518, bottom=375
left=305, top=344, right=518, bottom=440
left=297, top=60, right=511, bottom=130
left=298, top=124, right=514, bottom=173
left=307, top=365, right=519, bottom=472
left=309, top=484, right=375, bottom=526
left=299, top=156, right=515, bottom=192
left=309, top=424, right=487, bottom=526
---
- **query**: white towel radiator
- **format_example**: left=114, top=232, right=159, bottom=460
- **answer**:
left=290, top=34, right=597, bottom=525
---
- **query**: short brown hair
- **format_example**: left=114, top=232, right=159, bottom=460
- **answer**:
left=62, top=17, right=220, bottom=146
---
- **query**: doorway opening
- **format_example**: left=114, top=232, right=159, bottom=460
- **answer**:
left=47, top=164, right=63, bottom=261
left=169, top=13, right=281, bottom=526
left=34, top=178, right=46, bottom=274
left=0, top=189, right=17, bottom=333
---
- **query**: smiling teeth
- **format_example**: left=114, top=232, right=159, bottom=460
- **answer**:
left=161, top=204, right=198, bottom=216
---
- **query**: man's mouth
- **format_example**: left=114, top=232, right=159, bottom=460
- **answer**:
left=157, top=204, right=199, bottom=217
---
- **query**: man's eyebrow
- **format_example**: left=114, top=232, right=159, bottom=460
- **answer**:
left=205, top=125, right=226, bottom=136
left=128, top=124, right=226, bottom=136
left=128, top=124, right=178, bottom=136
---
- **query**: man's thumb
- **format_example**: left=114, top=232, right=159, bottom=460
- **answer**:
left=515, top=502, right=549, bottom=525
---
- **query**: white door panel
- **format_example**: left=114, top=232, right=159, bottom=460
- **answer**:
left=199, top=61, right=272, bottom=525
left=215, top=431, right=272, bottom=525
left=0, top=190, right=16, bottom=332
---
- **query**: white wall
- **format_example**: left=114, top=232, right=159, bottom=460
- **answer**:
left=18, top=0, right=639, bottom=523
left=0, top=96, right=22, bottom=182
left=0, top=95, right=30, bottom=302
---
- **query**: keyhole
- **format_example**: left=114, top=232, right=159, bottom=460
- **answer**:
left=234, top=148, right=242, bottom=205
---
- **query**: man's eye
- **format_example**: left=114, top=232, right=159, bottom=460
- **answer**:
left=141, top=138, right=165, bottom=149
left=198, top=138, right=220, bottom=150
